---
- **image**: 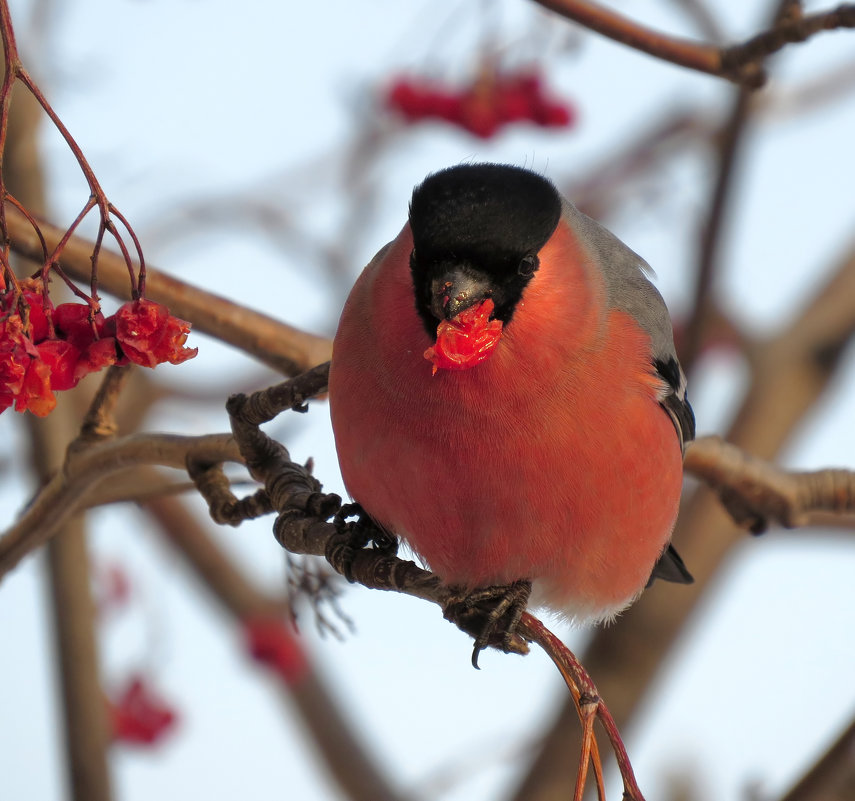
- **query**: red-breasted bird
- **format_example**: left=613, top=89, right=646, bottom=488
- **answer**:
left=329, top=164, right=694, bottom=646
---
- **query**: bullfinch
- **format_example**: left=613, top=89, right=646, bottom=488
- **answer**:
left=328, top=163, right=694, bottom=637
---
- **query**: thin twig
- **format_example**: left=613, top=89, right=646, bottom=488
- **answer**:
left=77, top=366, right=131, bottom=444
left=532, top=0, right=725, bottom=78
left=0, top=0, right=145, bottom=297
left=3, top=202, right=333, bottom=374
left=681, top=87, right=753, bottom=371
left=682, top=0, right=800, bottom=370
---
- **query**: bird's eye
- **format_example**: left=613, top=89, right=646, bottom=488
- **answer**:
left=410, top=249, right=417, bottom=266
left=518, top=254, right=538, bottom=277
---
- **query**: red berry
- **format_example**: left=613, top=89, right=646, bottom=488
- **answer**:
left=424, top=299, right=504, bottom=373
left=53, top=302, right=106, bottom=349
left=37, top=339, right=82, bottom=391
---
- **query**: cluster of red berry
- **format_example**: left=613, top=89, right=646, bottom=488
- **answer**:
left=1, top=280, right=197, bottom=417
left=109, top=675, right=178, bottom=746
left=384, top=69, right=576, bottom=139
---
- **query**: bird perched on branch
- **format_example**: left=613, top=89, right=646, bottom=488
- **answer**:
left=329, top=163, right=693, bottom=658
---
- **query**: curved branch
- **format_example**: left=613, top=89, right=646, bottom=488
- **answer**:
left=532, top=0, right=855, bottom=86
left=197, top=366, right=855, bottom=801
left=0, top=432, right=241, bottom=581
left=721, top=5, right=855, bottom=76
left=533, top=0, right=724, bottom=74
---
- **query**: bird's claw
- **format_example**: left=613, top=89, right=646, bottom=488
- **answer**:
left=442, top=579, right=532, bottom=668
left=328, top=503, right=398, bottom=581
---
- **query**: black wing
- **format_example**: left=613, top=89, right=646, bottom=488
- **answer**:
left=653, top=355, right=695, bottom=452
left=648, top=356, right=695, bottom=588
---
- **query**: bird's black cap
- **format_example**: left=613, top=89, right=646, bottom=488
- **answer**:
left=408, top=164, right=562, bottom=332
left=409, top=164, right=561, bottom=265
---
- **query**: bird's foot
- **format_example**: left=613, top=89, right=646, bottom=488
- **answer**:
left=442, top=579, right=532, bottom=668
left=328, top=503, right=398, bottom=581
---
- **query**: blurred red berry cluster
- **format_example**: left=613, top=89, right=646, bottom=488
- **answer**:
left=1, top=280, right=197, bottom=417
left=244, top=617, right=309, bottom=686
left=109, top=675, right=178, bottom=746
left=384, top=68, right=576, bottom=139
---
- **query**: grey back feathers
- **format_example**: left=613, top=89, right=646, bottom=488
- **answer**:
left=561, top=199, right=673, bottom=366
left=561, top=199, right=695, bottom=451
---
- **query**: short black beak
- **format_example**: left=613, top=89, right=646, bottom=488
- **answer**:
left=429, top=267, right=493, bottom=321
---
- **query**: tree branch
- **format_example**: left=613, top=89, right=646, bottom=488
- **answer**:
left=532, top=0, right=855, bottom=86
left=45, top=516, right=114, bottom=801
left=0, top=431, right=240, bottom=581
left=681, top=86, right=753, bottom=371
left=532, top=0, right=725, bottom=78
left=685, top=436, right=855, bottom=532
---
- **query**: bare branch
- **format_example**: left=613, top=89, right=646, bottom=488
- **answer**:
left=721, top=4, right=855, bottom=77
left=77, top=470, right=255, bottom=509
left=532, top=0, right=855, bottom=86
left=0, top=432, right=240, bottom=581
left=45, top=518, right=114, bottom=801
left=531, top=0, right=726, bottom=79
left=685, top=436, right=855, bottom=532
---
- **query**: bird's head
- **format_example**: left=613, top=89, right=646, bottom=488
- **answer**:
left=408, top=164, right=562, bottom=373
